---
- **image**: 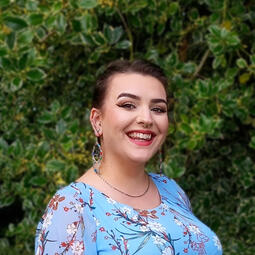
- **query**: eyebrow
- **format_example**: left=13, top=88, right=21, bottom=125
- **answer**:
left=117, top=92, right=167, bottom=105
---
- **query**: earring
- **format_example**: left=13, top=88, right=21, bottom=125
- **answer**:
left=159, top=147, right=164, bottom=175
left=92, top=137, right=103, bottom=173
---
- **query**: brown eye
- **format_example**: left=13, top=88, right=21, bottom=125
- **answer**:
left=118, top=103, right=136, bottom=109
left=152, top=107, right=166, bottom=113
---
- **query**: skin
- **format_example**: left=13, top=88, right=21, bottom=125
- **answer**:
left=77, top=73, right=169, bottom=209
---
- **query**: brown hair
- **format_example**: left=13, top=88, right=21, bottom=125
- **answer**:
left=92, top=59, right=168, bottom=109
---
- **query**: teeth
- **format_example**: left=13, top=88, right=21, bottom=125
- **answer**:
left=128, top=132, right=152, bottom=140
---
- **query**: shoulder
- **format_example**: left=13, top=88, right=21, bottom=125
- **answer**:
left=149, top=172, right=192, bottom=212
left=149, top=172, right=176, bottom=188
left=47, top=182, right=95, bottom=213
left=35, top=182, right=97, bottom=254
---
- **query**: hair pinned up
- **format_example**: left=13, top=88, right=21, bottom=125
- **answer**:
left=92, top=59, right=168, bottom=109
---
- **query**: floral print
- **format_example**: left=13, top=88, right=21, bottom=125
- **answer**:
left=35, top=173, right=222, bottom=254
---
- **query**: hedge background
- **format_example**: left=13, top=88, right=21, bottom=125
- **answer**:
left=0, top=0, right=255, bottom=254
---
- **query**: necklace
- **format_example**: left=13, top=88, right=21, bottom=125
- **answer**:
left=94, top=169, right=150, bottom=198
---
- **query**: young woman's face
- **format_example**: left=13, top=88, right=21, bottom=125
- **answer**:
left=95, top=73, right=169, bottom=164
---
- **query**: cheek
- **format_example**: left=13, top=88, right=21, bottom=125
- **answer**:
left=158, top=116, right=169, bottom=135
left=102, top=108, right=133, bottom=131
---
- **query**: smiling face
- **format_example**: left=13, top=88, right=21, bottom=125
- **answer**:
left=91, top=72, right=169, bottom=165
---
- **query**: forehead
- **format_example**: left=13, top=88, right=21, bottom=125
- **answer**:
left=106, top=73, right=167, bottom=100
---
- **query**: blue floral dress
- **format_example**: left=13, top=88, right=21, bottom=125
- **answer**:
left=35, top=173, right=222, bottom=255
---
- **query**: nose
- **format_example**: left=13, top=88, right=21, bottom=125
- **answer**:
left=136, top=107, right=153, bottom=128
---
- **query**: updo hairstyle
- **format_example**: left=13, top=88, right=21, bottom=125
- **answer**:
left=92, top=59, right=168, bottom=109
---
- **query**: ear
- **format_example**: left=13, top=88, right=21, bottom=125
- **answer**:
left=90, top=107, right=103, bottom=137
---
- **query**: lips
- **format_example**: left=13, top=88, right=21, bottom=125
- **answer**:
left=126, top=130, right=156, bottom=146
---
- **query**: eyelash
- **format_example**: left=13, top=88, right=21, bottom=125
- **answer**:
left=118, top=103, right=166, bottom=113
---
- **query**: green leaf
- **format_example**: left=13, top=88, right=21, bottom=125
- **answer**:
left=66, top=165, right=79, bottom=182
left=4, top=16, right=28, bottom=31
left=0, top=46, right=8, bottom=57
left=53, top=2, right=62, bottom=11
left=182, top=62, right=196, bottom=74
left=35, top=27, right=47, bottom=40
left=115, top=40, right=131, bottom=49
left=236, top=58, right=247, bottom=69
left=188, top=8, right=199, bottom=20
left=5, top=32, right=16, bottom=49
left=43, top=128, right=56, bottom=139
left=226, top=33, right=240, bottom=46
left=168, top=2, right=179, bottom=15
left=29, top=176, right=47, bottom=186
left=104, top=25, right=123, bottom=45
left=250, top=55, right=255, bottom=65
left=61, top=136, right=73, bottom=152
left=69, top=119, right=79, bottom=134
left=25, top=0, right=38, bottom=10
left=0, top=196, right=15, bottom=208
left=61, top=106, right=72, bottom=119
left=225, top=67, right=238, bottom=80
left=0, top=138, right=8, bottom=152
left=37, top=141, right=50, bottom=158
left=239, top=72, right=251, bottom=84
left=27, top=68, right=46, bottom=81
left=18, top=30, right=34, bottom=44
left=51, top=100, right=61, bottom=113
left=79, top=13, right=97, bottom=32
left=199, top=114, right=214, bottom=133
left=9, top=140, right=23, bottom=157
left=180, top=123, right=193, bottom=135
left=164, top=159, right=186, bottom=178
left=45, top=16, right=57, bottom=28
left=208, top=25, right=221, bottom=37
left=56, top=119, right=67, bottom=135
left=126, top=0, right=148, bottom=14
left=186, top=139, right=197, bottom=150
left=46, top=159, right=66, bottom=172
left=211, top=45, right=224, bottom=56
left=0, top=57, right=11, bottom=69
left=10, top=77, right=23, bottom=91
left=56, top=13, right=67, bottom=34
left=79, top=0, right=98, bottom=9
left=29, top=14, right=44, bottom=25
left=37, top=111, right=55, bottom=124
left=0, top=0, right=10, bottom=8
left=92, top=32, right=107, bottom=45
left=165, top=51, right=178, bottom=66
left=89, top=50, right=101, bottom=63
left=212, top=55, right=225, bottom=69
left=249, top=136, right=255, bottom=149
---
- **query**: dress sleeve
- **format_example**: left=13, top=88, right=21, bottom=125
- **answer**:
left=171, top=179, right=193, bottom=212
left=35, top=184, right=97, bottom=255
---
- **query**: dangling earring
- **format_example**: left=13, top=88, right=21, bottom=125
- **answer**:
left=92, top=137, right=103, bottom=174
left=159, top=147, right=164, bottom=175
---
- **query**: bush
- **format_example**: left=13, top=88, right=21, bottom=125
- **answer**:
left=0, top=0, right=255, bottom=254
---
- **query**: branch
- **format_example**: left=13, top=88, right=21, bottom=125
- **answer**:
left=115, top=7, right=134, bottom=60
left=192, top=49, right=210, bottom=79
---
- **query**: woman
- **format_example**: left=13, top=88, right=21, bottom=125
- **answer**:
left=35, top=60, right=222, bottom=254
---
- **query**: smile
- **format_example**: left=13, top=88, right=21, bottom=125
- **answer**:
left=128, top=132, right=152, bottom=140
left=126, top=131, right=156, bottom=146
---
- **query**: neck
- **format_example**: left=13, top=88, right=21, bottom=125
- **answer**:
left=98, top=153, right=147, bottom=188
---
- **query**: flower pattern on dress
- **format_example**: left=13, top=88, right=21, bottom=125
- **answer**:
left=35, top=173, right=223, bottom=255
left=213, top=235, right=222, bottom=250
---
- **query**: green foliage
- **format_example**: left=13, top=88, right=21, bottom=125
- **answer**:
left=0, top=0, right=255, bottom=254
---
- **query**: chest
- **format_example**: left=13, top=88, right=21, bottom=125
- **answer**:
left=91, top=201, right=221, bottom=255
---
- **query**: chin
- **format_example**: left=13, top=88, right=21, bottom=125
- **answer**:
left=126, top=151, right=155, bottom=165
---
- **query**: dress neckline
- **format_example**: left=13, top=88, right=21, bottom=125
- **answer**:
left=73, top=173, right=164, bottom=211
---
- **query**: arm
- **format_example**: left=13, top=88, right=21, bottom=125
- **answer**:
left=35, top=185, right=97, bottom=255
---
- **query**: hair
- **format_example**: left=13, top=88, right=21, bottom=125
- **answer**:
left=92, top=59, right=168, bottom=109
